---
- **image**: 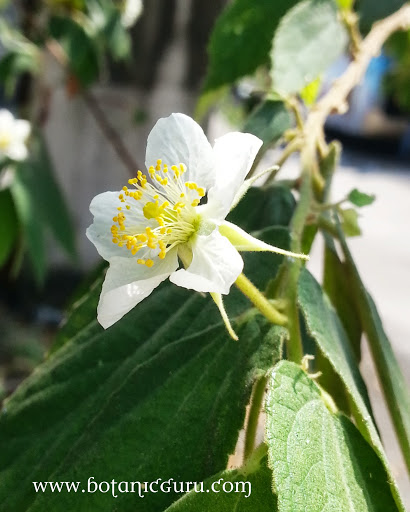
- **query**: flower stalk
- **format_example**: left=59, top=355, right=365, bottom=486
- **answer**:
left=235, top=273, right=287, bottom=327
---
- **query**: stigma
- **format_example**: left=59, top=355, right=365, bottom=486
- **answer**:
left=111, top=159, right=205, bottom=266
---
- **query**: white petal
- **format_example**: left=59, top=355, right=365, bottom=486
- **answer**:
left=145, top=113, right=215, bottom=191
left=98, top=250, right=179, bottom=328
left=0, top=109, right=14, bottom=130
left=86, top=190, right=149, bottom=261
left=170, top=230, right=243, bottom=294
left=12, top=119, right=31, bottom=141
left=7, top=143, right=28, bottom=161
left=206, top=132, right=262, bottom=220
left=87, top=191, right=128, bottom=260
left=219, top=221, right=309, bottom=260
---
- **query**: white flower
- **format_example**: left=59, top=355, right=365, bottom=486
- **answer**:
left=0, top=109, right=31, bottom=162
left=87, top=113, right=306, bottom=331
left=121, top=0, right=143, bottom=28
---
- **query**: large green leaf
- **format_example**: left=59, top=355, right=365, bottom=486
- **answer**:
left=242, top=100, right=293, bottom=149
left=165, top=447, right=277, bottom=511
left=0, top=219, right=291, bottom=511
left=265, top=361, right=399, bottom=512
left=270, top=0, right=347, bottom=95
left=298, top=269, right=405, bottom=510
left=0, top=286, right=281, bottom=511
left=203, top=0, right=302, bottom=92
left=0, top=188, right=18, bottom=266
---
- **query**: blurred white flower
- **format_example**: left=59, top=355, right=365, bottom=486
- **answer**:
left=87, top=113, right=306, bottom=330
left=121, top=0, right=143, bottom=28
left=0, top=109, right=31, bottom=162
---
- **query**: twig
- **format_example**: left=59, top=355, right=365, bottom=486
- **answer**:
left=304, top=3, right=410, bottom=142
left=82, top=91, right=140, bottom=177
left=283, top=3, right=410, bottom=357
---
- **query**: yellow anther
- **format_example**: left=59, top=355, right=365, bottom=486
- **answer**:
left=160, top=227, right=166, bottom=235
left=197, top=188, right=205, bottom=197
left=137, top=259, right=145, bottom=265
left=122, top=186, right=128, bottom=191
left=112, top=237, right=119, bottom=244
left=113, top=216, right=118, bottom=222
left=137, top=234, right=147, bottom=242
left=180, top=193, right=185, bottom=198
left=156, top=216, right=164, bottom=226
left=146, top=259, right=154, bottom=268
left=163, top=165, right=168, bottom=173
left=131, top=247, right=139, bottom=255
left=191, top=199, right=200, bottom=207
left=126, top=205, right=130, bottom=210
left=119, top=194, right=124, bottom=200
left=117, top=207, right=122, bottom=211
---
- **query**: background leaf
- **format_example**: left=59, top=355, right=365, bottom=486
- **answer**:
left=270, top=0, right=347, bottom=95
left=204, top=0, right=302, bottom=92
left=348, top=188, right=376, bottom=207
left=11, top=167, right=46, bottom=285
left=49, top=15, right=100, bottom=87
left=265, top=361, right=399, bottom=512
left=242, top=100, right=293, bottom=149
left=0, top=188, right=19, bottom=266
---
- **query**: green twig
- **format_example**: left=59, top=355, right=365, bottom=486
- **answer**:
left=244, top=375, right=268, bottom=462
left=235, top=274, right=287, bottom=326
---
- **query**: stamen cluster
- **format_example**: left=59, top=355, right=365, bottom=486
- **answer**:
left=110, top=159, right=205, bottom=267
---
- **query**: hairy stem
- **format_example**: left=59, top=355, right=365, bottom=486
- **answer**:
left=235, top=274, right=287, bottom=326
left=244, top=375, right=268, bottom=462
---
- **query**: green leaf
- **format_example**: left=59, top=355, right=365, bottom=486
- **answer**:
left=49, top=268, right=105, bottom=356
left=103, top=9, right=131, bottom=60
left=340, top=207, right=361, bottom=237
left=338, top=231, right=410, bottom=474
left=323, top=244, right=362, bottom=360
left=49, top=15, right=100, bottom=87
left=165, top=447, right=277, bottom=511
left=0, top=188, right=18, bottom=266
left=348, top=188, right=376, bottom=207
left=298, top=269, right=405, bottom=510
left=11, top=166, right=46, bottom=285
left=265, top=361, right=400, bottom=512
left=0, top=287, right=282, bottom=511
left=0, top=51, right=39, bottom=97
left=30, top=135, right=77, bottom=259
left=228, top=184, right=296, bottom=232
left=270, top=0, right=347, bottom=95
left=204, top=0, right=302, bottom=92
left=242, top=100, right=293, bottom=148
left=0, top=213, right=291, bottom=511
